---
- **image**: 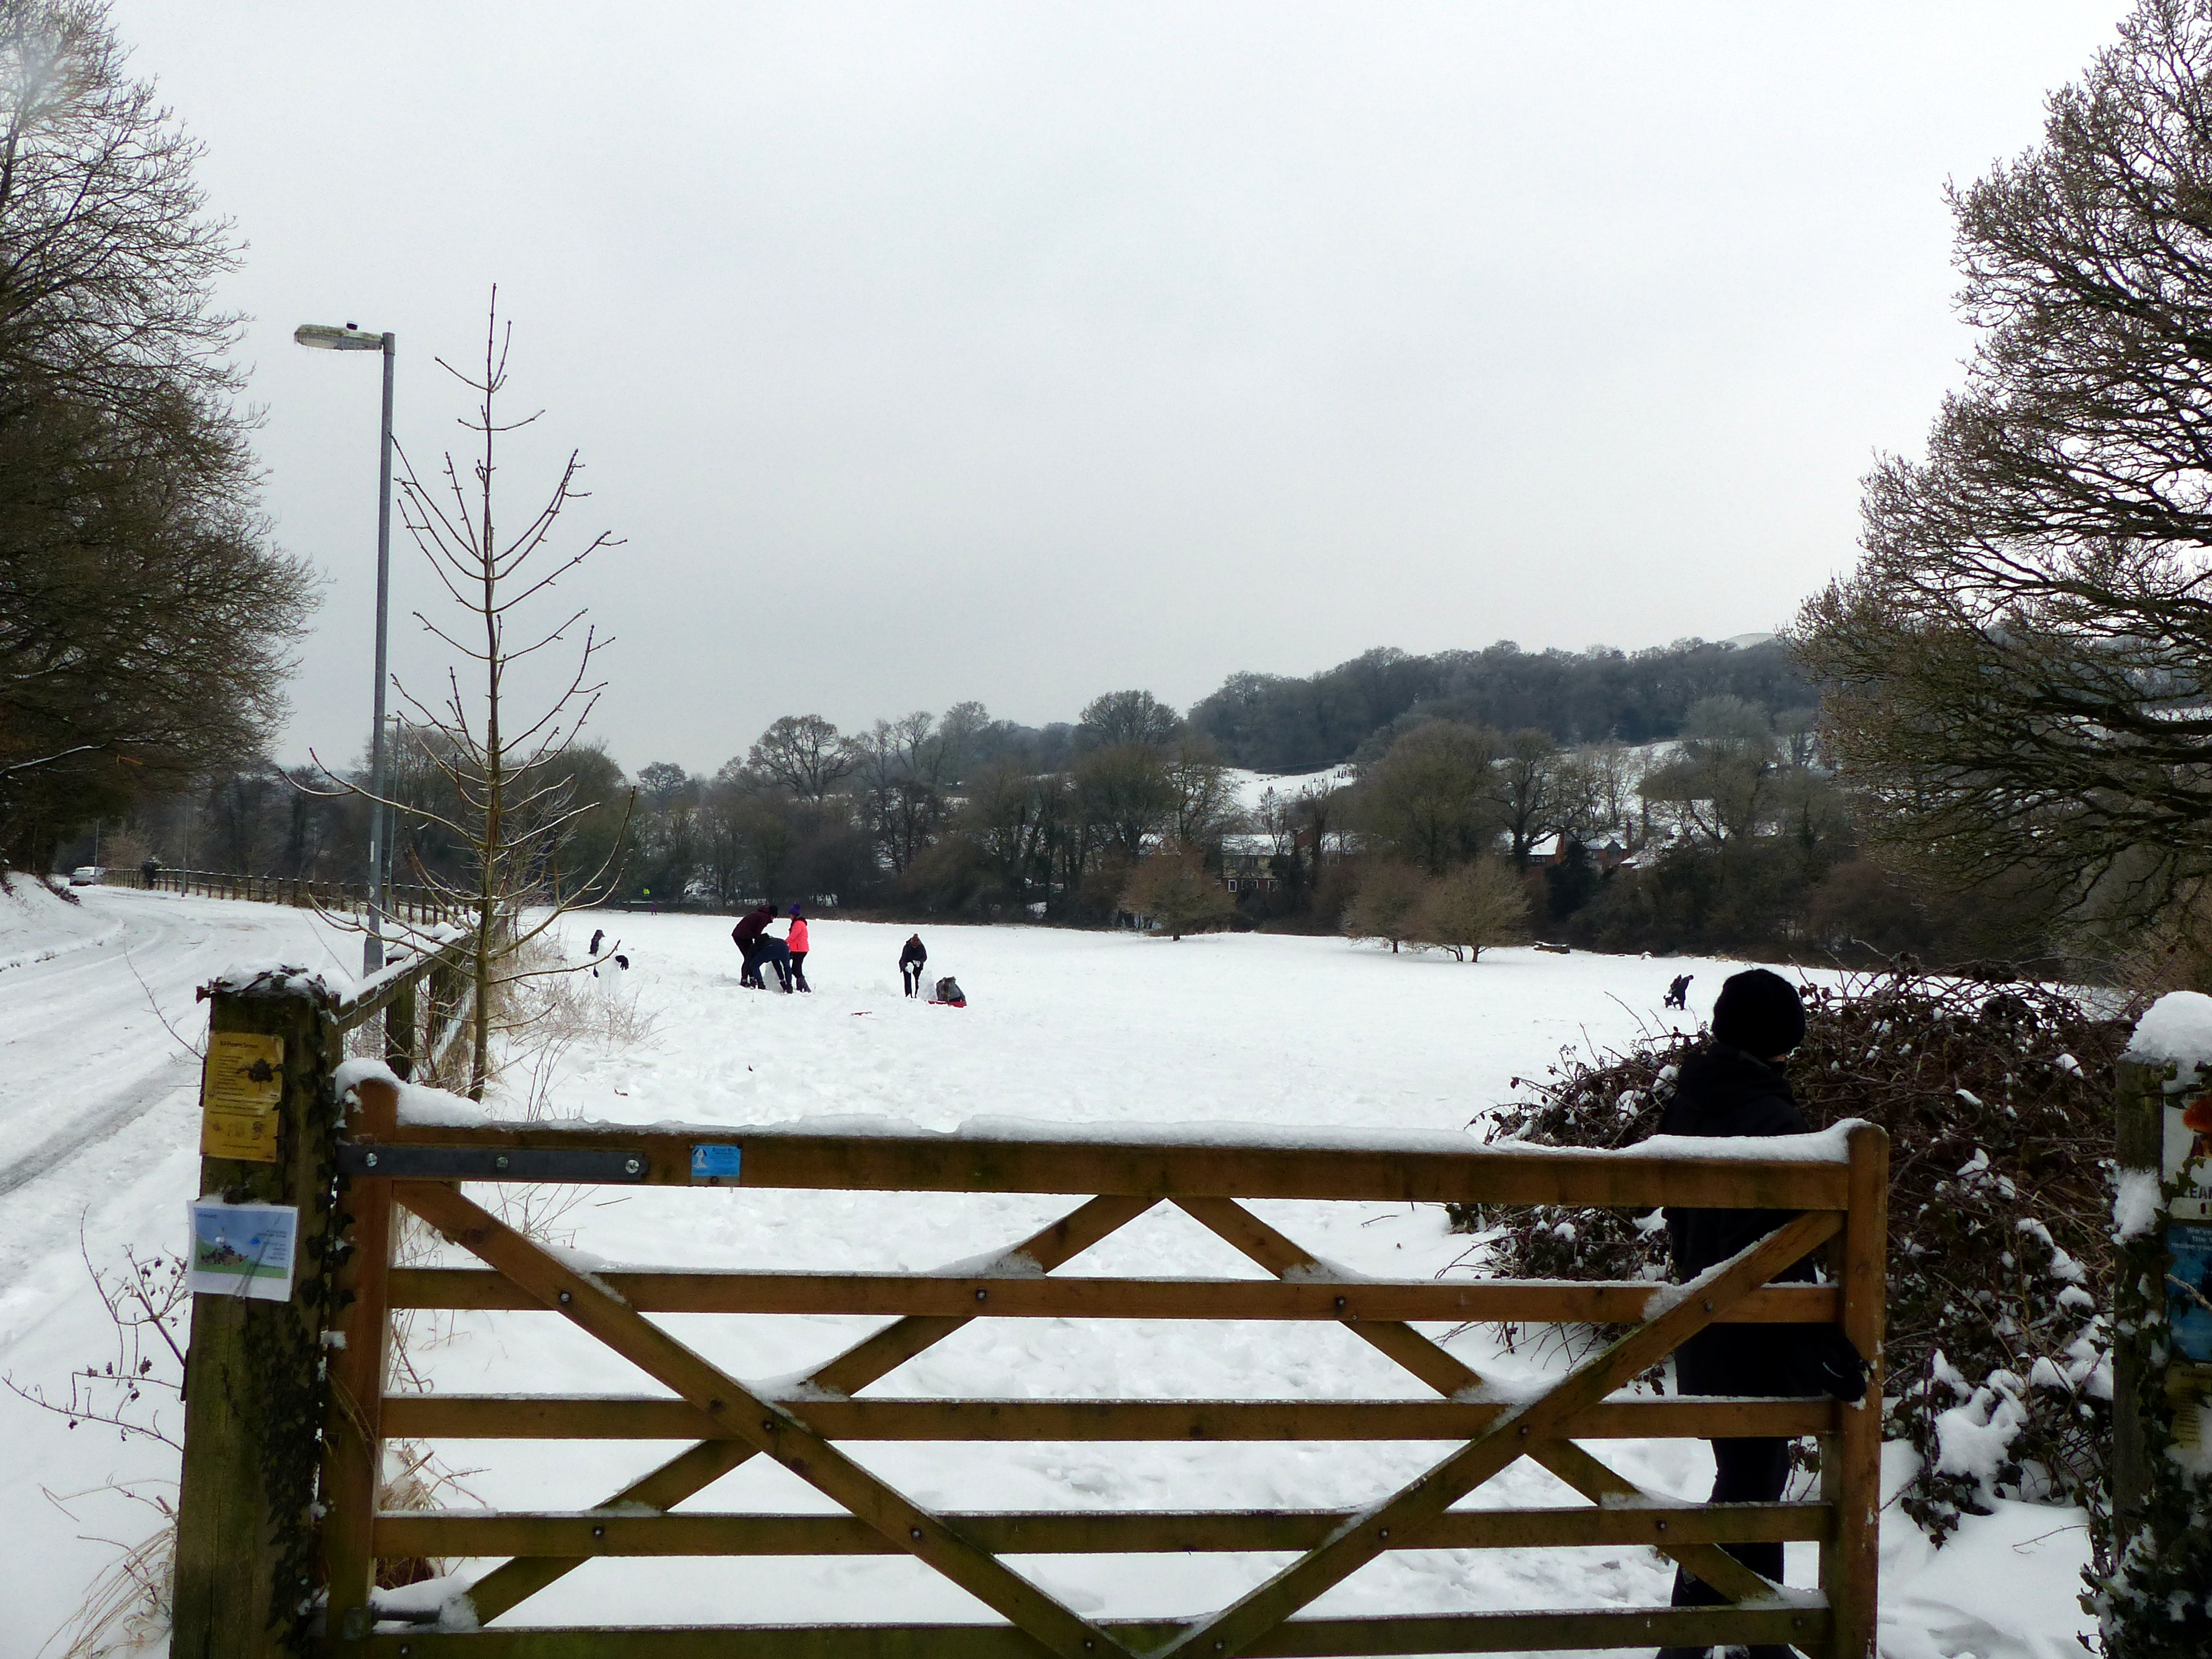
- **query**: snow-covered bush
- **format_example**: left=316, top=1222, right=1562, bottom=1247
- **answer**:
left=1464, top=970, right=2128, bottom=1541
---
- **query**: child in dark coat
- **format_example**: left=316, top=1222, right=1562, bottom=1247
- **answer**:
left=1650, top=968, right=1816, bottom=1659
left=755, top=935, right=794, bottom=993
left=899, top=934, right=927, bottom=998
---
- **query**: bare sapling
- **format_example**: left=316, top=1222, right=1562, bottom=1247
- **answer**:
left=333, top=291, right=632, bottom=1098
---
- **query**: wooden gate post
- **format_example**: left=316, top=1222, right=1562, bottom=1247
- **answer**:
left=171, top=971, right=343, bottom=1659
left=1820, top=1121, right=1889, bottom=1659
left=425, top=954, right=464, bottom=1086
left=321, top=1075, right=400, bottom=1641
left=385, top=977, right=418, bottom=1082
left=2096, top=1051, right=2212, bottom=1658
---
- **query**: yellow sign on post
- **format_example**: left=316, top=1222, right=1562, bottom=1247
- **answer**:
left=200, top=1031, right=285, bottom=1164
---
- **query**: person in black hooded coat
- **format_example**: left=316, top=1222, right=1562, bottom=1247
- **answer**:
left=1650, top=967, right=1814, bottom=1659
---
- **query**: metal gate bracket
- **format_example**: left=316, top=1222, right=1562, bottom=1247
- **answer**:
left=336, top=1144, right=651, bottom=1182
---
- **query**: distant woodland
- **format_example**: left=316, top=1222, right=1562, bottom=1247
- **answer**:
left=1188, top=639, right=1812, bottom=771
left=72, top=634, right=2065, bottom=973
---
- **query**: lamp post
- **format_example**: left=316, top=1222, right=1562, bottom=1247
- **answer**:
left=294, top=321, right=397, bottom=976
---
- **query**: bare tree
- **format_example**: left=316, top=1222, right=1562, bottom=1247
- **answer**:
left=1344, top=860, right=1428, bottom=953
left=1553, top=742, right=1636, bottom=847
left=849, top=711, right=942, bottom=873
left=1412, top=859, right=1531, bottom=961
left=1073, top=741, right=1173, bottom=858
left=361, top=295, right=630, bottom=1098
left=1121, top=842, right=1234, bottom=940
left=1161, top=735, right=1237, bottom=848
left=1639, top=697, right=1778, bottom=848
left=954, top=759, right=1052, bottom=900
left=747, top=714, right=853, bottom=802
left=1797, top=0, right=2212, bottom=915
left=932, top=699, right=991, bottom=783
left=0, top=1, right=243, bottom=420
left=0, top=0, right=313, bottom=866
left=1075, top=689, right=1181, bottom=750
left=1488, top=728, right=1564, bottom=868
left=1359, top=722, right=1499, bottom=874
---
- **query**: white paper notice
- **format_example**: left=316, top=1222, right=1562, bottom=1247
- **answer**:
left=186, top=1199, right=299, bottom=1301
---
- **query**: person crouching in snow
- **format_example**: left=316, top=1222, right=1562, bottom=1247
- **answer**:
left=755, top=933, right=795, bottom=993
left=900, top=933, right=927, bottom=998
left=786, top=905, right=811, bottom=993
left=1645, top=967, right=1864, bottom=1659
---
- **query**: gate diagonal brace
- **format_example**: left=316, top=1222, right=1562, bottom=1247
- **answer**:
left=1173, top=1197, right=1807, bottom=1615
left=1153, top=1207, right=1842, bottom=1659
left=403, top=1180, right=1155, bottom=1650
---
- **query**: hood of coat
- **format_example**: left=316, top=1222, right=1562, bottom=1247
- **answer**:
left=1657, top=1044, right=1808, bottom=1141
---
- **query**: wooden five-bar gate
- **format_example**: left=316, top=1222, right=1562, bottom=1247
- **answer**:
left=172, top=965, right=1886, bottom=1659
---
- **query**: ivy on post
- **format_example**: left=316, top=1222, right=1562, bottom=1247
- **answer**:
left=171, top=967, right=344, bottom=1659
left=2086, top=1001, right=2212, bottom=1658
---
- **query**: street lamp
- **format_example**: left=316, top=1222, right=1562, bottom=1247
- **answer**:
left=295, top=321, right=397, bottom=977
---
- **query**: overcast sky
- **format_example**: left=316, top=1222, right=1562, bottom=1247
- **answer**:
left=110, top=1, right=2131, bottom=776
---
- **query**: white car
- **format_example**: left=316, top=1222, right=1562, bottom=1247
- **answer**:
left=68, top=865, right=106, bottom=885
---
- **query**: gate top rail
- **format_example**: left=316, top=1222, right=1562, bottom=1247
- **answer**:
left=335, top=1084, right=1865, bottom=1207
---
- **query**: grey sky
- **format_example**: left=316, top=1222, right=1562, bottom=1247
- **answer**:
left=111, top=1, right=2131, bottom=776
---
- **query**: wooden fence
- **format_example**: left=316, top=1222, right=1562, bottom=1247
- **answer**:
left=116, top=865, right=465, bottom=926
left=167, top=957, right=1885, bottom=1658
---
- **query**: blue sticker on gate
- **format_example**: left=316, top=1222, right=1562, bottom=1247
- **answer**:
left=690, top=1144, right=743, bottom=1183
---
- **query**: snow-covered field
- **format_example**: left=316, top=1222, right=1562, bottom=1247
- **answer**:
left=0, top=886, right=2093, bottom=1658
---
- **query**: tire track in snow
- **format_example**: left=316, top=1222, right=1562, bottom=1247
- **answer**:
left=0, top=891, right=348, bottom=1276
left=0, top=1051, right=196, bottom=1203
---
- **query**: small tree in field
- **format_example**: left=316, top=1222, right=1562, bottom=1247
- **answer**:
left=1121, top=844, right=1233, bottom=940
left=1344, top=860, right=1428, bottom=953
left=1412, top=858, right=1531, bottom=961
left=363, top=295, right=630, bottom=1097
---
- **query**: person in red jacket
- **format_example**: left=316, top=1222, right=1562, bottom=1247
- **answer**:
left=785, top=906, right=811, bottom=993
left=731, top=902, right=775, bottom=989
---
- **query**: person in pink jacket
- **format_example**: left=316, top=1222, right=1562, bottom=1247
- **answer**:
left=785, top=906, right=811, bottom=993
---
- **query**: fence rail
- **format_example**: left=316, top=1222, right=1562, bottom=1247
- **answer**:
left=112, top=864, right=465, bottom=925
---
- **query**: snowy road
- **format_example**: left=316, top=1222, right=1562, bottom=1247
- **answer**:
left=0, top=885, right=353, bottom=1275
left=0, top=884, right=353, bottom=1656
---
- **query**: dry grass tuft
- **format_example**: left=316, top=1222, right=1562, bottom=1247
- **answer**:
left=35, top=1485, right=174, bottom=1659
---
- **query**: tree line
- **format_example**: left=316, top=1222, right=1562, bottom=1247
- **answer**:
left=69, top=649, right=2068, bottom=969
left=1190, top=637, right=1813, bottom=772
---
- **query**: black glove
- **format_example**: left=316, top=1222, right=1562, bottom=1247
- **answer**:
left=1788, top=1325, right=1871, bottom=1403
